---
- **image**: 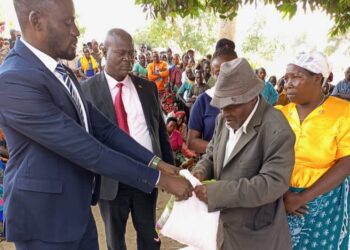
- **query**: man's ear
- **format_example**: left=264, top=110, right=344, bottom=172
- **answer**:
left=28, top=11, right=44, bottom=31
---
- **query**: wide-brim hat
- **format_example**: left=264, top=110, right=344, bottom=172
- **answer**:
left=211, top=58, right=264, bottom=109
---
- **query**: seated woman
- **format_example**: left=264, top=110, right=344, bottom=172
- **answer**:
left=166, top=117, right=194, bottom=169
left=187, top=69, right=209, bottom=107
left=177, top=66, right=195, bottom=104
left=277, top=51, right=350, bottom=249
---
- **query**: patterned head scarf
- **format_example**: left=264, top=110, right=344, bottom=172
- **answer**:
left=290, top=51, right=331, bottom=84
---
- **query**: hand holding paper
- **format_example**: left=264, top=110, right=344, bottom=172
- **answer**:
left=157, top=170, right=220, bottom=250
left=157, top=160, right=179, bottom=176
left=194, top=185, right=208, bottom=204
left=157, top=173, right=193, bottom=201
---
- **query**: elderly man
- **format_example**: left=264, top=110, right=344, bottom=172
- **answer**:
left=193, top=58, right=295, bottom=250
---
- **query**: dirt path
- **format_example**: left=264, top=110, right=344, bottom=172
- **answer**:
left=0, top=191, right=184, bottom=250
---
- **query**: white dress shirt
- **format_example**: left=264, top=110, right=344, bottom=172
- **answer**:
left=104, top=71, right=154, bottom=153
left=223, top=97, right=260, bottom=166
left=21, top=38, right=89, bottom=132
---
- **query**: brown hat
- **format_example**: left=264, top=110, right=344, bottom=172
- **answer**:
left=211, top=58, right=264, bottom=108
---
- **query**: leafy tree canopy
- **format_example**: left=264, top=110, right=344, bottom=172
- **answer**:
left=133, top=13, right=217, bottom=55
left=135, top=0, right=350, bottom=36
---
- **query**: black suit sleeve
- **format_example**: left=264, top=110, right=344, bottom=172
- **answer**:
left=151, top=83, right=175, bottom=165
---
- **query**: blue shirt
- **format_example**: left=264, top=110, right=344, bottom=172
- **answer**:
left=178, top=80, right=192, bottom=99
left=188, top=92, right=220, bottom=141
left=77, top=60, right=95, bottom=78
left=332, top=80, right=350, bottom=95
left=261, top=81, right=278, bottom=105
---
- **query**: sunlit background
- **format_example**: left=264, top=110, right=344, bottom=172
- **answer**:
left=0, top=0, right=348, bottom=83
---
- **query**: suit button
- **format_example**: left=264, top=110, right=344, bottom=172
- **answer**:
left=223, top=223, right=228, bottom=228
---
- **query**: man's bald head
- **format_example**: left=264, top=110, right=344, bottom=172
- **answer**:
left=13, top=0, right=79, bottom=60
left=103, top=28, right=135, bottom=81
left=13, top=0, right=55, bottom=32
left=104, top=28, right=133, bottom=50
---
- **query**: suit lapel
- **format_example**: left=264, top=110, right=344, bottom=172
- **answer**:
left=216, top=125, right=229, bottom=178
left=97, top=73, right=117, bottom=124
left=65, top=66, right=94, bottom=132
left=16, top=40, right=73, bottom=100
left=15, top=40, right=92, bottom=132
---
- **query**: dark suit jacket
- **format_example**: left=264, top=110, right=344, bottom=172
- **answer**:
left=193, top=99, right=295, bottom=250
left=0, top=40, right=160, bottom=243
left=81, top=72, right=174, bottom=200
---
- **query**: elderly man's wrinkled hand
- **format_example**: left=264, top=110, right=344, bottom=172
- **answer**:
left=192, top=171, right=206, bottom=182
left=194, top=184, right=208, bottom=204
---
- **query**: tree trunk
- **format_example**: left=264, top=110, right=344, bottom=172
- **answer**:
left=218, top=18, right=236, bottom=41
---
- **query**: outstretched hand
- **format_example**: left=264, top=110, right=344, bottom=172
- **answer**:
left=157, top=161, right=179, bottom=176
left=192, top=171, right=206, bottom=182
left=157, top=173, right=193, bottom=201
left=194, top=185, right=208, bottom=204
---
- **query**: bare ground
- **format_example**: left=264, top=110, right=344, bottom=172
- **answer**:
left=0, top=191, right=184, bottom=250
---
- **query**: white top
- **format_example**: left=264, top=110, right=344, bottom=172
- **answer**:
left=21, top=38, right=89, bottom=132
left=223, top=97, right=260, bottom=166
left=104, top=71, right=154, bottom=153
left=205, top=87, right=215, bottom=98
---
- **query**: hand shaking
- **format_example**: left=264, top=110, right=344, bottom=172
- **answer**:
left=156, top=172, right=193, bottom=201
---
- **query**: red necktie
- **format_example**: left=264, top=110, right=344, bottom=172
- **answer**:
left=115, top=83, right=130, bottom=134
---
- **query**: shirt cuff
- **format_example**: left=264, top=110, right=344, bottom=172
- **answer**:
left=155, top=171, right=161, bottom=186
left=149, top=156, right=162, bottom=187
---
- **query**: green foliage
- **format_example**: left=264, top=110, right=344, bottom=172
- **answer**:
left=133, top=13, right=217, bottom=55
left=241, top=16, right=286, bottom=66
left=325, top=30, right=350, bottom=56
left=135, top=0, right=350, bottom=36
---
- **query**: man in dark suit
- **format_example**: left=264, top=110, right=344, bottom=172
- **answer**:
left=0, top=0, right=192, bottom=249
left=82, top=29, right=172, bottom=250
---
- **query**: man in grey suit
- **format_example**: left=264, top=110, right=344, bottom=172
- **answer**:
left=82, top=29, right=173, bottom=250
left=193, top=58, right=295, bottom=250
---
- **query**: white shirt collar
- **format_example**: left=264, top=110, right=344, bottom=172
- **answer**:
left=205, top=87, right=215, bottom=98
left=104, top=71, right=131, bottom=91
left=225, top=96, right=260, bottom=134
left=21, top=38, right=58, bottom=73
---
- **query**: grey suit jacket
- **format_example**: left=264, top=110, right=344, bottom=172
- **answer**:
left=193, top=99, right=295, bottom=250
left=82, top=72, right=174, bottom=200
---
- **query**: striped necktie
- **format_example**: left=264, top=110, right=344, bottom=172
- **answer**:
left=55, top=63, right=88, bottom=131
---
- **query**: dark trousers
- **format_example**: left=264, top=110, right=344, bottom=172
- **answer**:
left=98, top=183, right=160, bottom=250
left=15, top=209, right=98, bottom=250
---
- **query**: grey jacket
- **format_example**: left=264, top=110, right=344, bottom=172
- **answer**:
left=193, top=99, right=295, bottom=250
